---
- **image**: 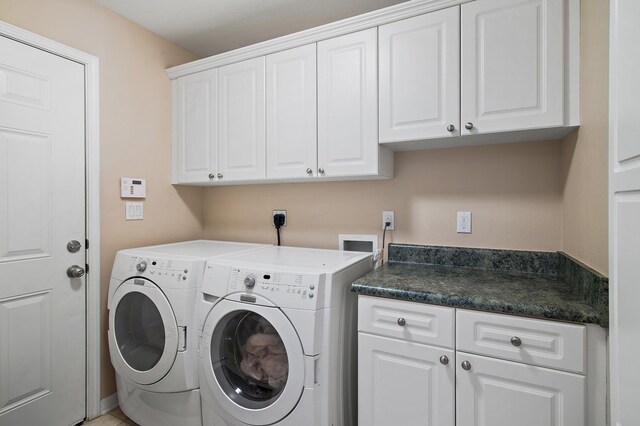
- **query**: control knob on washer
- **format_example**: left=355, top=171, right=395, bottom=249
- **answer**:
left=136, top=260, right=147, bottom=272
left=244, top=274, right=256, bottom=288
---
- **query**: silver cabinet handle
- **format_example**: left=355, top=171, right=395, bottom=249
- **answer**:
left=447, top=124, right=455, bottom=132
left=217, top=173, right=223, bottom=179
left=461, top=360, right=471, bottom=371
left=439, top=355, right=449, bottom=365
left=208, top=173, right=215, bottom=179
left=318, top=168, right=325, bottom=175
left=397, top=318, right=406, bottom=326
left=511, top=336, right=522, bottom=347
left=67, top=265, right=85, bottom=278
left=464, top=122, right=474, bottom=130
left=306, top=168, right=313, bottom=174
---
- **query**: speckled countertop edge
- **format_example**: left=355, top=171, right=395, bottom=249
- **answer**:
left=352, top=244, right=608, bottom=327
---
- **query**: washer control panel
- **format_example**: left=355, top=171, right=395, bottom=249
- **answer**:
left=226, top=267, right=324, bottom=309
left=120, top=254, right=202, bottom=289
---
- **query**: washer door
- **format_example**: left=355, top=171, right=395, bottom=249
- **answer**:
left=108, top=278, right=178, bottom=385
left=201, top=299, right=305, bottom=425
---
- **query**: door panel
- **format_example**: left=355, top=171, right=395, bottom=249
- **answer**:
left=0, top=35, right=85, bottom=426
left=461, top=0, right=564, bottom=133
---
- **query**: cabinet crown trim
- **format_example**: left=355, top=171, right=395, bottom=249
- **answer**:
left=166, top=0, right=472, bottom=79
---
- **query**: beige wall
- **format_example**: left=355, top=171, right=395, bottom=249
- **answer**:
left=561, top=0, right=609, bottom=275
left=0, top=0, right=203, bottom=398
left=203, top=140, right=563, bottom=253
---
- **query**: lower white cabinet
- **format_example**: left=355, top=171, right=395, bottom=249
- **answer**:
left=358, top=333, right=455, bottom=426
left=357, top=296, right=597, bottom=426
left=456, top=352, right=585, bottom=426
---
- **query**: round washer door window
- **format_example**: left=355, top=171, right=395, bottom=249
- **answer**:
left=115, top=292, right=166, bottom=371
left=108, top=279, right=178, bottom=385
left=201, top=300, right=305, bottom=426
left=212, top=311, right=289, bottom=409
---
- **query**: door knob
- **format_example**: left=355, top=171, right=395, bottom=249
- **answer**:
left=67, top=265, right=85, bottom=278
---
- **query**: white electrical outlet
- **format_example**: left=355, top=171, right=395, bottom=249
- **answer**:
left=457, top=211, right=471, bottom=233
left=272, top=210, right=287, bottom=227
left=382, top=211, right=395, bottom=230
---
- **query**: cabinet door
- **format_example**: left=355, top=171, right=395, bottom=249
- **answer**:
left=174, top=69, right=217, bottom=183
left=266, top=44, right=317, bottom=180
left=359, top=333, right=455, bottom=426
left=218, top=57, right=266, bottom=181
left=379, top=7, right=460, bottom=142
left=461, top=0, right=565, bottom=134
left=318, top=28, right=378, bottom=178
left=456, top=352, right=585, bottom=426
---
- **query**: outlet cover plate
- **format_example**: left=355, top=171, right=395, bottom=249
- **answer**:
left=382, top=211, right=395, bottom=230
left=273, top=210, right=287, bottom=227
left=457, top=211, right=471, bottom=233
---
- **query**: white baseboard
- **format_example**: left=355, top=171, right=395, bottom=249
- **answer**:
left=100, top=393, right=119, bottom=416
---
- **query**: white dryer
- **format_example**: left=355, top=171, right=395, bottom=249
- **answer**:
left=108, top=240, right=268, bottom=426
left=196, top=246, right=373, bottom=426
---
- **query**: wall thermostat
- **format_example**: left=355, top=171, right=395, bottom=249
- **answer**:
left=121, top=177, right=146, bottom=198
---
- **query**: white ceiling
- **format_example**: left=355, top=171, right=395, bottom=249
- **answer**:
left=96, top=0, right=409, bottom=58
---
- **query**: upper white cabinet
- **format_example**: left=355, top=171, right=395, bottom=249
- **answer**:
left=266, top=44, right=317, bottom=180
left=379, top=7, right=461, bottom=142
left=318, top=28, right=392, bottom=179
left=461, top=0, right=566, bottom=134
left=218, top=57, right=266, bottom=182
left=173, top=68, right=217, bottom=183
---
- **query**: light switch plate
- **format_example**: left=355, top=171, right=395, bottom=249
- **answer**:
left=125, top=202, right=144, bottom=220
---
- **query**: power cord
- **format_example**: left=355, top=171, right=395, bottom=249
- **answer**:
left=381, top=221, right=390, bottom=266
left=273, top=213, right=286, bottom=246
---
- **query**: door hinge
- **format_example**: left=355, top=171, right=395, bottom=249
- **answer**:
left=85, top=264, right=89, bottom=274
left=85, top=239, right=89, bottom=249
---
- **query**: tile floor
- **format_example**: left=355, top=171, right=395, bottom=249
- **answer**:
left=82, top=407, right=138, bottom=426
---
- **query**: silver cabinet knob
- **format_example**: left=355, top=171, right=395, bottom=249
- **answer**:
left=464, top=122, right=474, bottom=130
left=446, top=124, right=455, bottom=132
left=217, top=173, right=223, bottom=179
left=397, top=318, right=406, bottom=326
left=136, top=260, right=147, bottom=272
left=461, top=360, right=471, bottom=371
left=244, top=275, right=256, bottom=288
left=511, top=336, right=522, bottom=347
left=67, top=265, right=85, bottom=278
left=208, top=173, right=215, bottom=179
left=318, top=168, right=325, bottom=175
left=306, top=168, right=313, bottom=174
left=67, top=240, right=82, bottom=253
left=439, top=355, right=449, bottom=365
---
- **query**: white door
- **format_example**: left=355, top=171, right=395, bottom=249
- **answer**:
left=318, top=28, right=378, bottom=178
left=461, top=0, right=565, bottom=134
left=456, top=352, right=584, bottom=426
left=379, top=6, right=461, bottom=142
left=266, top=44, right=317, bottom=180
left=0, top=35, right=86, bottom=426
left=174, top=68, right=218, bottom=184
left=358, top=333, right=455, bottom=426
left=218, top=57, right=266, bottom=182
left=609, top=1, right=640, bottom=425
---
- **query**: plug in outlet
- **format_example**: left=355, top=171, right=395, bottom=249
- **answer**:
left=382, top=211, right=395, bottom=230
left=457, top=211, right=472, bottom=234
left=273, top=210, right=287, bottom=227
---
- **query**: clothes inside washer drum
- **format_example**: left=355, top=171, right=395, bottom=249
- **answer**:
left=240, top=328, right=289, bottom=390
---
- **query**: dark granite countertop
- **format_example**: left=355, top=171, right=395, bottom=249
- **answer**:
left=352, top=244, right=608, bottom=327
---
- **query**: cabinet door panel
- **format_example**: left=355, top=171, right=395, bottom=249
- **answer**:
left=266, top=44, right=317, bottom=180
left=359, top=333, right=455, bottom=426
left=461, top=0, right=564, bottom=133
left=175, top=69, right=217, bottom=183
left=318, top=28, right=378, bottom=177
left=379, top=6, right=460, bottom=142
left=456, top=352, right=585, bottom=426
left=218, top=57, right=266, bottom=181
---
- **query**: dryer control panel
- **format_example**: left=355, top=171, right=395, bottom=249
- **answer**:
left=111, top=252, right=203, bottom=290
left=202, top=264, right=325, bottom=310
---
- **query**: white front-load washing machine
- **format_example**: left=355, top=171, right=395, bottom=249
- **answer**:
left=108, top=240, right=268, bottom=426
left=196, top=246, right=373, bottom=426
